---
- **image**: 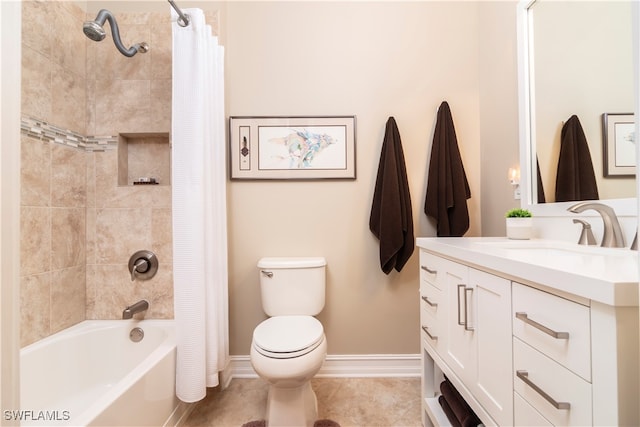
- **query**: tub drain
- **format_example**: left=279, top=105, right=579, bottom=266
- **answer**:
left=129, top=327, right=144, bottom=342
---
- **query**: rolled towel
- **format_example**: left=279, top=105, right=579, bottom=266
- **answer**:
left=439, top=395, right=462, bottom=427
left=440, top=380, right=481, bottom=427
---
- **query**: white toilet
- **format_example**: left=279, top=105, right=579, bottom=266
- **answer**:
left=250, top=257, right=327, bottom=427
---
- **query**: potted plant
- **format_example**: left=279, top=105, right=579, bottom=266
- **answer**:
left=505, top=208, right=533, bottom=240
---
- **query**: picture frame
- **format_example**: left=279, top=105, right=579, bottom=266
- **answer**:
left=602, top=113, right=636, bottom=177
left=229, top=116, right=356, bottom=180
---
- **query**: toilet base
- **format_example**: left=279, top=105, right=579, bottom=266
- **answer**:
left=266, top=381, right=318, bottom=427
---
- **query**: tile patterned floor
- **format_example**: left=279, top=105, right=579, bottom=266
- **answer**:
left=184, top=377, right=422, bottom=427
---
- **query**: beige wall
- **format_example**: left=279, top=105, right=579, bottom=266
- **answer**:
left=478, top=1, right=521, bottom=236
left=224, top=1, right=493, bottom=355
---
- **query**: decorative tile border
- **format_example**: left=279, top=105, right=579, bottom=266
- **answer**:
left=21, top=116, right=118, bottom=152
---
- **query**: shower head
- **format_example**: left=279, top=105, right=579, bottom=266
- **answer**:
left=83, top=9, right=149, bottom=58
left=83, top=21, right=106, bottom=42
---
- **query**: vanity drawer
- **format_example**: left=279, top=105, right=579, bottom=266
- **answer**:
left=419, top=250, right=443, bottom=289
left=514, top=391, right=553, bottom=427
left=512, top=283, right=591, bottom=381
left=420, top=280, right=441, bottom=317
left=420, top=308, right=439, bottom=347
left=513, top=338, right=592, bottom=426
left=420, top=280, right=442, bottom=349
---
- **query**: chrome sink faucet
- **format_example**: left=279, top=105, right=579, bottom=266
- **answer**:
left=567, top=202, right=625, bottom=248
left=122, top=299, right=149, bottom=319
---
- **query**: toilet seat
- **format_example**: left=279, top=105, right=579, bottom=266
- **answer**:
left=253, top=316, right=324, bottom=359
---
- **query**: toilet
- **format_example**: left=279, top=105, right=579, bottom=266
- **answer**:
left=250, top=257, right=327, bottom=427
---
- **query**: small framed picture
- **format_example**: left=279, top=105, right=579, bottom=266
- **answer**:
left=602, top=113, right=635, bottom=177
left=229, top=116, right=356, bottom=180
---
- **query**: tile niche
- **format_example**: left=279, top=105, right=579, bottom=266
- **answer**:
left=118, top=133, right=171, bottom=186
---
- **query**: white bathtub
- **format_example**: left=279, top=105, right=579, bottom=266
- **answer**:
left=20, top=320, right=189, bottom=426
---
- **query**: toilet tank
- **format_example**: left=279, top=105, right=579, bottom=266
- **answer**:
left=257, top=257, right=326, bottom=317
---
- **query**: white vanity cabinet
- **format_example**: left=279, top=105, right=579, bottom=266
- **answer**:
left=417, top=237, right=639, bottom=427
left=420, top=250, right=513, bottom=427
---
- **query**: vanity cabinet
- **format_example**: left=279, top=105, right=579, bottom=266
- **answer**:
left=420, top=250, right=513, bottom=427
left=418, top=238, right=639, bottom=427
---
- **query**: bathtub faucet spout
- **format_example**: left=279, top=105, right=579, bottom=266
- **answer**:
left=122, top=299, right=149, bottom=319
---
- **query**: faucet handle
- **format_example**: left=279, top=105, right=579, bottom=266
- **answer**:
left=572, top=219, right=596, bottom=246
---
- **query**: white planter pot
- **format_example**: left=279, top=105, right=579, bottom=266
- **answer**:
left=506, top=217, right=533, bottom=240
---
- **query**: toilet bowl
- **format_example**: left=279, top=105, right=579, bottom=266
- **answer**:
left=251, top=316, right=326, bottom=426
left=250, top=258, right=328, bottom=427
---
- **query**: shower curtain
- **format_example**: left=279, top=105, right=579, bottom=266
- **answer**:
left=171, top=8, right=228, bottom=403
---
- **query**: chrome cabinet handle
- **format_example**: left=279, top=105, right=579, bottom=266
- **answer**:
left=515, top=312, right=569, bottom=339
left=422, top=326, right=438, bottom=341
left=421, top=265, right=437, bottom=275
left=421, top=295, right=438, bottom=307
left=456, top=284, right=474, bottom=331
left=516, top=370, right=570, bottom=410
left=457, top=284, right=465, bottom=326
left=463, top=287, right=474, bottom=331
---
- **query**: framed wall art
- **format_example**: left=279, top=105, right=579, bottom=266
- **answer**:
left=602, top=113, right=636, bottom=177
left=229, top=116, right=356, bottom=180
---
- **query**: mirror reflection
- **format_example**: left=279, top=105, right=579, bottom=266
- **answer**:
left=529, top=0, right=635, bottom=204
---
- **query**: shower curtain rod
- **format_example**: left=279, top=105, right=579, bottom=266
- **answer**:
left=168, top=0, right=190, bottom=27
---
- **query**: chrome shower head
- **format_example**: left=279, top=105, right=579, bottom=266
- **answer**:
left=82, top=9, right=149, bottom=58
left=82, top=20, right=106, bottom=42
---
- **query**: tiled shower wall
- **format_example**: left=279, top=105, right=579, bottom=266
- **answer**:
left=20, top=1, right=219, bottom=347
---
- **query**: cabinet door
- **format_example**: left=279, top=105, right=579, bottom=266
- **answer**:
left=469, top=268, right=513, bottom=427
left=442, top=258, right=475, bottom=384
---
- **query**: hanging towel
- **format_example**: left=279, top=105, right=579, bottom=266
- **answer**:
left=555, top=115, right=599, bottom=202
left=536, top=157, right=546, bottom=203
left=424, top=101, right=471, bottom=237
left=369, top=117, right=414, bottom=274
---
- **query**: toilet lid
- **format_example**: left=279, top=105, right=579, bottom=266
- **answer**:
left=253, top=316, right=324, bottom=358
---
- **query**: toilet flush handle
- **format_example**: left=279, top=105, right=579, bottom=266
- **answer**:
left=261, top=270, right=273, bottom=278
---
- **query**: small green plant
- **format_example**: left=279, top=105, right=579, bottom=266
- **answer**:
left=505, top=208, right=532, bottom=218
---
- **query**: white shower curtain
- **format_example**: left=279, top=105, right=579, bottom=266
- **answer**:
left=171, top=8, right=228, bottom=403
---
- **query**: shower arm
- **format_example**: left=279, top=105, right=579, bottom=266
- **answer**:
left=93, top=9, right=148, bottom=57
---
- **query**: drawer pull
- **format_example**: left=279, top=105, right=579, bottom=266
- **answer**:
left=515, top=312, right=569, bottom=339
left=463, top=287, right=474, bottom=331
left=421, top=265, right=437, bottom=275
left=457, top=284, right=474, bottom=331
left=457, top=285, right=465, bottom=326
left=421, top=326, right=438, bottom=341
left=516, top=370, right=571, bottom=410
left=421, top=295, right=438, bottom=307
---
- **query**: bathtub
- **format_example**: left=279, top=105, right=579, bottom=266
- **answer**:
left=20, top=320, right=189, bottom=426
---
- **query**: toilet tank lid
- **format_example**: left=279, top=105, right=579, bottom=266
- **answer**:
left=257, top=257, right=326, bottom=269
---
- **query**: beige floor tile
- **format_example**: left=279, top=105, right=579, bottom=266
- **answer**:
left=184, top=377, right=421, bottom=427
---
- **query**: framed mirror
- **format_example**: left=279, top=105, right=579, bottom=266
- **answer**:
left=517, top=0, right=637, bottom=217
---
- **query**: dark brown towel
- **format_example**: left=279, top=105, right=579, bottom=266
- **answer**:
left=440, top=380, right=481, bottom=427
left=555, top=115, right=599, bottom=202
left=439, top=395, right=462, bottom=427
left=536, top=157, right=546, bottom=203
left=369, top=117, right=414, bottom=274
left=424, top=101, right=471, bottom=237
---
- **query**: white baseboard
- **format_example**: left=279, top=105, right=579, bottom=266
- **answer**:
left=224, top=354, right=421, bottom=380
